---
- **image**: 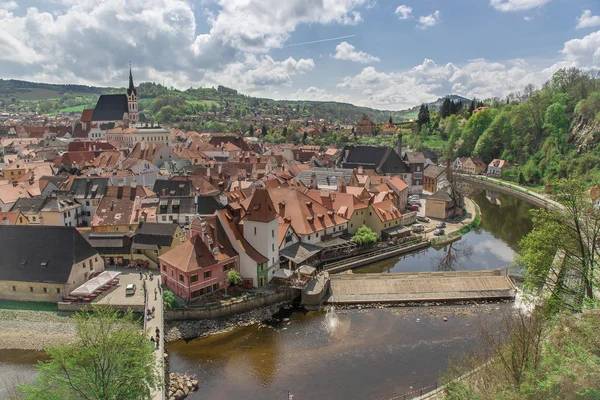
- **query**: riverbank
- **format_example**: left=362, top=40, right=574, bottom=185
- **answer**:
left=164, top=301, right=291, bottom=342
left=0, top=309, right=76, bottom=350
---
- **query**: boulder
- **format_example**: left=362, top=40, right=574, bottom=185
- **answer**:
left=174, top=389, right=185, bottom=400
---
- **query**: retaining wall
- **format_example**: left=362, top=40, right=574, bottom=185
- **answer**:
left=459, top=175, right=554, bottom=209
left=164, top=288, right=300, bottom=321
left=57, top=302, right=144, bottom=312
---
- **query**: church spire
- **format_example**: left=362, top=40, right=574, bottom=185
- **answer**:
left=127, top=63, right=137, bottom=97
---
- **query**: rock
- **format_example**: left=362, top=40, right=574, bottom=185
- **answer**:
left=283, top=318, right=290, bottom=322
left=174, top=389, right=185, bottom=400
left=443, top=317, right=448, bottom=321
left=183, top=386, right=190, bottom=395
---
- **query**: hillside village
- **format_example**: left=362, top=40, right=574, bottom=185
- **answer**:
left=0, top=71, right=499, bottom=305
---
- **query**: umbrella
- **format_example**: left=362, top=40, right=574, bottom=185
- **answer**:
left=273, top=268, right=294, bottom=279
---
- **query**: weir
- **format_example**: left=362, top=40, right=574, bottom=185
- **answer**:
left=327, top=268, right=516, bottom=304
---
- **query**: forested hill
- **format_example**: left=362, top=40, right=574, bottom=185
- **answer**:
left=405, top=67, right=600, bottom=187
left=0, top=79, right=464, bottom=123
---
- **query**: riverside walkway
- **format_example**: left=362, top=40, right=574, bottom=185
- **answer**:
left=328, top=269, right=516, bottom=304
left=143, top=276, right=165, bottom=400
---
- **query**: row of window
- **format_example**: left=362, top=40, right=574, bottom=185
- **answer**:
left=191, top=283, right=219, bottom=299
left=12, top=286, right=60, bottom=294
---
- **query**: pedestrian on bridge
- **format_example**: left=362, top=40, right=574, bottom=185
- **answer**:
left=154, top=288, right=157, bottom=300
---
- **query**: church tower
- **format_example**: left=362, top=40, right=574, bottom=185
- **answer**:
left=127, top=66, right=139, bottom=123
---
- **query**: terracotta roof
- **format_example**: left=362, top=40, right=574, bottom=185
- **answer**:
left=386, top=176, right=408, bottom=192
left=81, top=109, right=94, bottom=122
left=489, top=159, right=509, bottom=168
left=244, top=188, right=278, bottom=222
left=304, top=190, right=367, bottom=219
left=216, top=208, right=268, bottom=263
left=371, top=200, right=402, bottom=222
left=0, top=212, right=21, bottom=225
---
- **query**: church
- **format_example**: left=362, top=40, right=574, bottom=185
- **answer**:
left=76, top=67, right=139, bottom=139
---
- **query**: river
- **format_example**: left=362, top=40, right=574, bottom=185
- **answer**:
left=166, top=188, right=537, bottom=400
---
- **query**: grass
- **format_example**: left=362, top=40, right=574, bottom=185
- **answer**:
left=186, top=99, right=219, bottom=108
left=422, top=134, right=446, bottom=150
left=0, top=300, right=58, bottom=312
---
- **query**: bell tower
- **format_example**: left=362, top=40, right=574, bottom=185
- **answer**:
left=127, top=63, right=139, bottom=123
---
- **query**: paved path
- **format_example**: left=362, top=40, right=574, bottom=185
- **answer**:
left=143, top=276, right=165, bottom=400
left=329, top=269, right=516, bottom=304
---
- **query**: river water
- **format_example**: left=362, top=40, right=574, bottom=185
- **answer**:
left=166, top=188, right=537, bottom=400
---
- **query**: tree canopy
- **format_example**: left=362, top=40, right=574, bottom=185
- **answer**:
left=352, top=226, right=378, bottom=245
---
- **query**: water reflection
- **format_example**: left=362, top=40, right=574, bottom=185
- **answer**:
left=355, top=187, right=537, bottom=274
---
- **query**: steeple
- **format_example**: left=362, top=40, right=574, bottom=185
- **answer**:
left=127, top=63, right=137, bottom=97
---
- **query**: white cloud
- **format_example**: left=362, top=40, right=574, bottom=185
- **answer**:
left=0, top=1, right=17, bottom=10
left=576, top=10, right=600, bottom=29
left=417, top=10, right=441, bottom=29
left=291, top=86, right=348, bottom=102
left=333, top=41, right=380, bottom=63
left=489, top=0, right=553, bottom=12
left=561, top=29, right=600, bottom=66
left=0, top=0, right=366, bottom=91
left=524, top=16, right=534, bottom=21
left=336, top=58, right=553, bottom=109
left=395, top=5, right=412, bottom=20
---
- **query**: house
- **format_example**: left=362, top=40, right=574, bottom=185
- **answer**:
left=216, top=207, right=269, bottom=288
left=40, top=194, right=82, bottom=227
left=304, top=190, right=368, bottom=235
left=402, top=152, right=426, bottom=193
left=132, top=222, right=185, bottom=268
left=339, top=146, right=411, bottom=179
left=366, top=200, right=403, bottom=237
left=356, top=119, right=377, bottom=136
left=0, top=226, right=104, bottom=302
left=296, top=167, right=355, bottom=190
left=11, top=197, right=45, bottom=225
left=82, top=231, right=134, bottom=268
left=64, top=177, right=109, bottom=226
left=130, top=142, right=179, bottom=167
left=0, top=211, right=29, bottom=225
left=487, top=159, right=510, bottom=177
left=423, top=165, right=447, bottom=194
left=156, top=196, right=196, bottom=225
left=454, top=157, right=486, bottom=175
left=425, top=187, right=463, bottom=220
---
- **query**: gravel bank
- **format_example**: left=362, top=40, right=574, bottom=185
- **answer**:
left=0, top=310, right=77, bottom=350
left=164, top=302, right=289, bottom=342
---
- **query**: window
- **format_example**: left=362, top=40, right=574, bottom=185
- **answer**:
left=308, top=235, right=311, bottom=240
left=191, top=289, right=201, bottom=299
left=56, top=288, right=60, bottom=294
left=272, top=229, right=274, bottom=238
left=19, top=217, right=23, bottom=223
left=369, top=212, right=372, bottom=216
left=212, top=283, right=218, bottom=291
left=68, top=211, right=71, bottom=218
left=43, top=287, right=47, bottom=293
left=170, top=270, right=174, bottom=277
left=204, top=270, right=211, bottom=279
left=29, top=287, right=33, bottom=292
left=12, top=286, right=16, bottom=291
left=63, top=212, right=67, bottom=218
left=254, top=227, right=257, bottom=235
left=162, top=216, right=166, bottom=221
left=95, top=257, right=98, bottom=263
left=316, top=232, right=319, bottom=237
left=272, top=243, right=275, bottom=252
left=179, top=273, right=184, bottom=282
left=32, top=216, right=36, bottom=221
left=223, top=264, right=233, bottom=273
left=190, top=274, right=198, bottom=283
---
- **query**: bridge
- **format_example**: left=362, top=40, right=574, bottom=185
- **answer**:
left=328, top=268, right=516, bottom=304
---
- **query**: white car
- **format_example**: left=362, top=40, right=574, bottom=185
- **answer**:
left=125, top=283, right=137, bottom=296
left=412, top=224, right=424, bottom=233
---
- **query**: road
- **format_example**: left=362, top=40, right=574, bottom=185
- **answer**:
left=143, top=275, right=165, bottom=400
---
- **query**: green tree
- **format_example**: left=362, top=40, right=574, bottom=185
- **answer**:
left=20, top=307, right=160, bottom=400
left=226, top=270, right=243, bottom=286
left=261, top=125, right=268, bottom=137
left=456, top=108, right=497, bottom=157
left=352, top=226, right=378, bottom=245
left=417, top=104, right=430, bottom=127
left=163, top=290, right=176, bottom=309
left=519, top=177, right=600, bottom=312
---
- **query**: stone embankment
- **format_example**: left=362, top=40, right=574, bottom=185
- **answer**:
left=167, top=373, right=198, bottom=400
left=0, top=309, right=76, bottom=350
left=164, top=302, right=289, bottom=342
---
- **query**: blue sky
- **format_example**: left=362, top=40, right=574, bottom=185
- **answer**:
left=0, top=0, right=599, bottom=109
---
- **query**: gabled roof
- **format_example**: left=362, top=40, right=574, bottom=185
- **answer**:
left=216, top=208, right=268, bottom=264
left=371, top=200, right=402, bottom=222
left=341, top=145, right=409, bottom=174
left=296, top=167, right=354, bottom=189
left=157, top=196, right=196, bottom=215
left=11, top=197, right=46, bottom=214
left=197, top=195, right=224, bottom=215
left=0, top=211, right=22, bottom=225
left=429, top=187, right=453, bottom=202
left=244, top=188, right=278, bottom=222
left=91, top=94, right=129, bottom=122
left=423, top=165, right=446, bottom=179
left=404, top=152, right=427, bottom=164
left=80, top=109, right=94, bottom=123
left=0, top=226, right=97, bottom=283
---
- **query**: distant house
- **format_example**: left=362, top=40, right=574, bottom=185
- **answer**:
left=425, top=187, right=463, bottom=220
left=487, top=159, right=510, bottom=177
left=356, top=119, right=377, bottom=136
left=453, top=157, right=486, bottom=175
left=0, top=226, right=104, bottom=302
left=339, top=145, right=411, bottom=178
left=403, top=152, right=426, bottom=193
left=423, top=165, right=447, bottom=194
left=132, top=222, right=185, bottom=268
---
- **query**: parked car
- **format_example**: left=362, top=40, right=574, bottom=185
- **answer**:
left=433, top=229, right=445, bottom=236
left=436, top=222, right=446, bottom=229
left=409, top=195, right=420, bottom=202
left=125, top=283, right=137, bottom=296
left=408, top=204, right=420, bottom=211
left=412, top=224, right=424, bottom=233
left=416, top=216, right=430, bottom=223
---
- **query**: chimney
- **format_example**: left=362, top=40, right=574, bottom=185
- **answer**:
left=310, top=172, right=317, bottom=189
left=152, top=143, right=156, bottom=150
left=130, top=179, right=136, bottom=188
left=206, top=167, right=211, bottom=177
left=397, top=133, right=403, bottom=157
left=213, top=246, right=219, bottom=261
left=161, top=188, right=166, bottom=197
left=217, top=163, right=222, bottom=175
left=358, top=165, right=363, bottom=175
left=111, top=199, right=116, bottom=211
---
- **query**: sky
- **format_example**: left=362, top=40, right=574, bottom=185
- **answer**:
left=0, top=0, right=599, bottom=110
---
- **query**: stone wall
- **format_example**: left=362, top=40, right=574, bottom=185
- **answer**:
left=0, top=280, right=66, bottom=302
left=164, top=288, right=300, bottom=321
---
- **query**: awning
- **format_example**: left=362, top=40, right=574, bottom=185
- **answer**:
left=273, top=268, right=294, bottom=279
left=382, top=225, right=411, bottom=237
left=297, top=265, right=316, bottom=276
left=70, top=271, right=121, bottom=296
left=279, top=242, right=322, bottom=264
